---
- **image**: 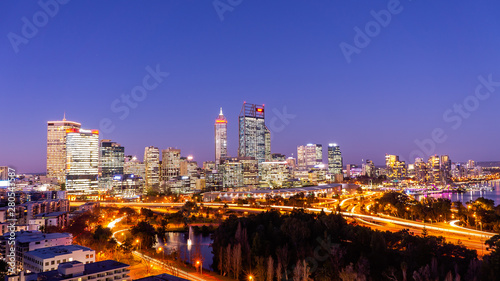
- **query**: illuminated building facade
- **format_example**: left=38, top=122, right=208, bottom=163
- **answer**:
left=297, top=144, right=323, bottom=168
left=99, top=140, right=124, bottom=190
left=385, top=154, right=407, bottom=180
left=220, top=158, right=244, bottom=188
left=238, top=157, right=259, bottom=186
left=65, top=128, right=99, bottom=192
left=259, top=161, right=291, bottom=188
left=440, top=155, right=452, bottom=183
left=144, top=146, right=160, bottom=189
left=328, top=144, right=343, bottom=175
left=286, top=157, right=297, bottom=170
left=214, top=108, right=227, bottom=165
left=46, top=118, right=81, bottom=183
left=161, top=148, right=181, bottom=182
left=362, top=159, right=375, bottom=177
left=124, top=155, right=145, bottom=179
left=203, top=161, right=216, bottom=171
left=0, top=166, right=15, bottom=181
left=238, top=102, right=271, bottom=163
left=271, top=153, right=286, bottom=162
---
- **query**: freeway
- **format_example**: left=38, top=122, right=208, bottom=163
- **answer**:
left=354, top=217, right=489, bottom=255
left=91, top=195, right=497, bottom=256
left=97, top=200, right=495, bottom=238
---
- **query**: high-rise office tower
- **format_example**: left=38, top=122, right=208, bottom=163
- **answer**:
left=65, top=128, right=99, bottom=192
left=161, top=148, right=181, bottom=182
left=440, top=155, right=451, bottom=184
left=428, top=155, right=440, bottom=183
left=124, top=155, right=146, bottom=179
left=215, top=108, right=228, bottom=165
left=297, top=146, right=306, bottom=168
left=328, top=144, right=343, bottom=175
left=238, top=157, right=259, bottom=186
left=286, top=157, right=297, bottom=170
left=180, top=157, right=198, bottom=178
left=99, top=140, right=125, bottom=190
left=297, top=144, right=323, bottom=168
left=238, top=102, right=271, bottom=163
left=144, top=146, right=160, bottom=189
left=363, top=159, right=375, bottom=178
left=385, top=154, right=407, bottom=180
left=414, top=158, right=427, bottom=183
left=46, top=116, right=81, bottom=183
left=219, top=158, right=244, bottom=188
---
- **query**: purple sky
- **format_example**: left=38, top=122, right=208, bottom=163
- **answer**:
left=1, top=1, right=500, bottom=173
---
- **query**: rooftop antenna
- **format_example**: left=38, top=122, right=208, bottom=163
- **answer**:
left=63, top=112, right=66, bottom=121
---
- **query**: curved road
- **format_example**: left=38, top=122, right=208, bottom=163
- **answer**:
left=108, top=217, right=206, bottom=281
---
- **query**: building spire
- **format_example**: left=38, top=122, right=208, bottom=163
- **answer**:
left=219, top=107, right=223, bottom=116
left=63, top=112, right=66, bottom=121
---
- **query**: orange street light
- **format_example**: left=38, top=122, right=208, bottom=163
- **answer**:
left=196, top=260, right=203, bottom=275
left=249, top=275, right=254, bottom=280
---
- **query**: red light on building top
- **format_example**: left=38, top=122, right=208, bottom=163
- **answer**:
left=92, top=130, right=99, bottom=135
left=66, top=128, right=79, bottom=134
left=215, top=120, right=227, bottom=123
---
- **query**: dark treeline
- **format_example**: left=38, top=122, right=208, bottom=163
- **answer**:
left=212, top=210, right=500, bottom=280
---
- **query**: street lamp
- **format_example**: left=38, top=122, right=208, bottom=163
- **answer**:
left=196, top=260, right=202, bottom=275
left=248, top=275, right=254, bottom=280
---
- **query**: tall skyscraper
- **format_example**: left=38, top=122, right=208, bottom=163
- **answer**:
left=238, top=102, right=271, bottom=163
left=65, top=128, right=99, bottom=192
left=440, top=155, right=451, bottom=184
left=427, top=155, right=441, bottom=183
left=385, top=154, right=407, bottom=180
left=161, top=148, right=181, bottom=182
left=46, top=116, right=81, bottom=183
left=328, top=144, right=343, bottom=175
left=144, top=146, right=160, bottom=189
left=297, top=144, right=323, bottom=168
left=99, top=140, right=125, bottom=189
left=214, top=108, right=227, bottom=165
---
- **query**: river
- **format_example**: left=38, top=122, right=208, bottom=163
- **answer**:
left=415, top=179, right=500, bottom=205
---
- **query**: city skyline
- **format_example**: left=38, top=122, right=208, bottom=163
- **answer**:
left=2, top=1, right=500, bottom=173
left=4, top=107, right=500, bottom=174
left=3, top=2, right=500, bottom=280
